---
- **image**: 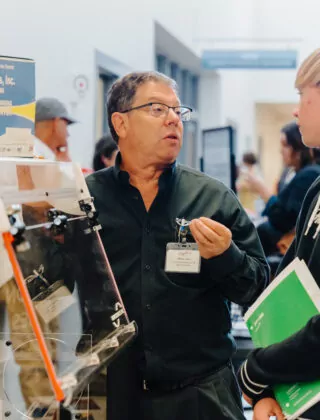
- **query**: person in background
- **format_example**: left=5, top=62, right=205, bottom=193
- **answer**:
left=276, top=165, right=296, bottom=194
left=0, top=97, right=77, bottom=420
left=238, top=47, right=320, bottom=420
left=34, top=97, right=76, bottom=161
left=236, top=151, right=263, bottom=217
left=245, top=121, right=320, bottom=258
left=92, top=135, right=119, bottom=171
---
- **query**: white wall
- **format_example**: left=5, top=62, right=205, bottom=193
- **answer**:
left=250, top=0, right=320, bottom=102
left=153, top=0, right=258, bottom=156
left=3, top=0, right=320, bottom=166
left=220, top=0, right=320, bottom=154
left=196, top=0, right=256, bottom=156
left=157, top=0, right=320, bottom=159
left=2, top=0, right=153, bottom=166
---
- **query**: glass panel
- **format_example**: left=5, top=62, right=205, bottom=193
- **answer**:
left=170, top=62, right=179, bottom=81
left=202, top=127, right=235, bottom=190
left=156, top=54, right=169, bottom=76
left=181, top=120, right=198, bottom=169
left=180, top=70, right=188, bottom=104
left=96, top=77, right=105, bottom=140
left=0, top=160, right=136, bottom=418
left=191, top=75, right=199, bottom=110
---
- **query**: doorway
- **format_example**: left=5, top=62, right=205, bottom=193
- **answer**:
left=255, top=103, right=296, bottom=189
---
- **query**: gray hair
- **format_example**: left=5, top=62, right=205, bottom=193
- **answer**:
left=107, top=71, right=178, bottom=143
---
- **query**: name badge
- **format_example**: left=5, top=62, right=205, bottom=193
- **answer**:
left=165, top=242, right=201, bottom=273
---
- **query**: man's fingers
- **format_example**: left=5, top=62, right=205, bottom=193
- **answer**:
left=242, top=393, right=253, bottom=406
left=253, top=412, right=269, bottom=420
left=274, top=408, right=285, bottom=420
left=190, top=220, right=219, bottom=244
left=190, top=221, right=211, bottom=245
left=199, top=217, right=231, bottom=238
left=189, top=222, right=201, bottom=244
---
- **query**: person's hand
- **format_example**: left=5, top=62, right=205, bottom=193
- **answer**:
left=253, top=398, right=285, bottom=420
left=277, top=230, right=295, bottom=255
left=245, top=173, right=267, bottom=195
left=243, top=173, right=271, bottom=203
left=242, top=393, right=253, bottom=406
left=189, top=217, right=232, bottom=259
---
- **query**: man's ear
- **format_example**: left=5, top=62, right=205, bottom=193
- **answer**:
left=111, top=112, right=128, bottom=139
left=51, top=118, right=60, bottom=134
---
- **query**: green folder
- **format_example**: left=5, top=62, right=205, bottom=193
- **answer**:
left=244, top=258, right=320, bottom=419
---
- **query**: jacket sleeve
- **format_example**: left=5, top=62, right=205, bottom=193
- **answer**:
left=237, top=315, right=320, bottom=400
left=204, top=190, right=270, bottom=305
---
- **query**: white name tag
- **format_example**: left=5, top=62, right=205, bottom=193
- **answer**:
left=165, top=243, right=201, bottom=273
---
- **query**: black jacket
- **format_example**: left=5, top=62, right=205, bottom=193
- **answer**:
left=238, top=176, right=320, bottom=401
left=258, top=164, right=320, bottom=255
left=86, top=159, right=269, bottom=383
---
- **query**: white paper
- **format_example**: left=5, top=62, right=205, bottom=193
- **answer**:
left=35, top=285, right=76, bottom=324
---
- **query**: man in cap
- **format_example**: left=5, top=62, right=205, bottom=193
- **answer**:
left=34, top=97, right=76, bottom=161
left=0, top=97, right=76, bottom=418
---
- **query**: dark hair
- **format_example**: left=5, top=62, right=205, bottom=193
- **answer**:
left=92, top=135, right=118, bottom=171
left=281, top=121, right=320, bottom=169
left=242, top=151, right=258, bottom=165
left=107, top=71, right=178, bottom=143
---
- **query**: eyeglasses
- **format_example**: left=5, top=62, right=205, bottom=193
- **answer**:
left=120, top=102, right=193, bottom=122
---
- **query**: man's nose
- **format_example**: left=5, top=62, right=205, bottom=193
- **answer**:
left=293, top=107, right=299, bottom=118
left=165, top=108, right=180, bottom=125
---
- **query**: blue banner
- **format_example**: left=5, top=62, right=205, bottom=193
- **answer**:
left=201, top=50, right=297, bottom=70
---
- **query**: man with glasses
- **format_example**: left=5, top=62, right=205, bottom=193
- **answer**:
left=86, top=71, right=269, bottom=420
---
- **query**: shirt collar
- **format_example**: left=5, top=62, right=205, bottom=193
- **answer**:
left=33, top=137, right=55, bottom=160
left=113, top=152, right=176, bottom=188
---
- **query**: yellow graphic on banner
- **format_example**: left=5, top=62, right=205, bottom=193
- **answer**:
left=11, top=102, right=35, bottom=122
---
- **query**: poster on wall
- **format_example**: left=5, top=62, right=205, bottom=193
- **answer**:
left=200, top=126, right=236, bottom=192
left=0, top=56, right=35, bottom=157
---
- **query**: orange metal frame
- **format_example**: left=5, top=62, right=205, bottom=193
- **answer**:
left=2, top=232, right=65, bottom=402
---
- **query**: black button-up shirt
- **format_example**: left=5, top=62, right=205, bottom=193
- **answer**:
left=86, top=156, right=268, bottom=383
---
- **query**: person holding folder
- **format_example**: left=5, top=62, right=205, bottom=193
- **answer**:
left=238, top=48, right=320, bottom=419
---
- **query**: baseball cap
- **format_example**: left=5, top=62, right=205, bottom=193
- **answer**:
left=35, top=97, right=77, bottom=125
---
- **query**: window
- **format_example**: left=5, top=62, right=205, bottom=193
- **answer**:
left=191, top=76, right=199, bottom=110
left=156, top=55, right=169, bottom=75
left=156, top=55, right=200, bottom=168
left=96, top=73, right=117, bottom=140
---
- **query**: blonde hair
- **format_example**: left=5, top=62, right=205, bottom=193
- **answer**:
left=295, top=48, right=320, bottom=90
